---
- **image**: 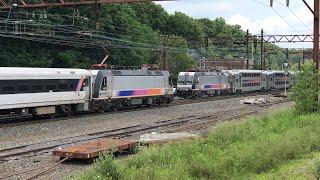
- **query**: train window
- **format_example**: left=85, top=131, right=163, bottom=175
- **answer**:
left=59, top=84, right=67, bottom=90
left=46, top=85, right=56, bottom=91
left=84, top=78, right=90, bottom=87
left=70, top=84, right=74, bottom=90
left=102, top=77, right=107, bottom=90
left=2, top=86, right=14, bottom=92
left=32, top=85, right=43, bottom=91
left=18, top=85, right=29, bottom=92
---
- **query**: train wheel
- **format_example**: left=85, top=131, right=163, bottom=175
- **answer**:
left=98, top=108, right=105, bottom=113
left=48, top=114, right=56, bottom=119
left=158, top=99, right=165, bottom=107
left=113, top=103, right=119, bottom=111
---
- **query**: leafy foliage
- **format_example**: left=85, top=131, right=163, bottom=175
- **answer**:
left=0, top=2, right=293, bottom=73
left=291, top=61, right=320, bottom=114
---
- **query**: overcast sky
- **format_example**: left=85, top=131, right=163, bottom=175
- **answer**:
left=155, top=0, right=313, bottom=48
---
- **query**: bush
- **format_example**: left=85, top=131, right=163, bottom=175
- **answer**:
left=291, top=61, right=320, bottom=114
left=76, top=110, right=320, bottom=179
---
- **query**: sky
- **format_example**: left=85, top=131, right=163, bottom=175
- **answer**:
left=155, top=0, right=313, bottom=48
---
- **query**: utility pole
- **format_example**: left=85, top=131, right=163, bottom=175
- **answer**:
left=162, top=34, right=169, bottom=71
left=263, top=45, right=266, bottom=70
left=246, top=29, right=249, bottom=69
left=298, top=56, right=301, bottom=71
left=94, top=0, right=100, bottom=30
left=314, top=0, right=319, bottom=70
left=260, top=29, right=264, bottom=70
left=302, top=49, right=306, bottom=64
left=300, top=0, right=319, bottom=69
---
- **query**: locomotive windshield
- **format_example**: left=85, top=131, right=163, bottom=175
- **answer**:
left=177, top=75, right=193, bottom=84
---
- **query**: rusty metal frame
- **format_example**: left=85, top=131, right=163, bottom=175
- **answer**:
left=259, top=34, right=314, bottom=43
left=0, top=0, right=171, bottom=10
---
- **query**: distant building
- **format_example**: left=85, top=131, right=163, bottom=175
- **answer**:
left=196, top=59, right=254, bottom=70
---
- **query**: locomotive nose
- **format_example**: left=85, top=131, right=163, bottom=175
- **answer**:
left=177, top=85, right=192, bottom=91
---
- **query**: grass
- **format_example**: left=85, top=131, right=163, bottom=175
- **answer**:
left=255, top=152, right=320, bottom=180
left=74, top=108, right=320, bottom=180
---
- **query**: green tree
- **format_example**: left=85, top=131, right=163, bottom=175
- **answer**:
left=291, top=61, right=320, bottom=114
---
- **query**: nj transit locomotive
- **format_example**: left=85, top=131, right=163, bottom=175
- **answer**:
left=176, top=71, right=230, bottom=98
left=0, top=67, right=173, bottom=119
left=177, top=69, right=294, bottom=98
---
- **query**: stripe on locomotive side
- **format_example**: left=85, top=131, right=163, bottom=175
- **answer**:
left=76, top=76, right=84, bottom=92
left=203, top=84, right=227, bottom=90
left=116, top=88, right=164, bottom=97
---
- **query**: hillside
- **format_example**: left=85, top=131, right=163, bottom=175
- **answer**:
left=0, top=2, right=289, bottom=75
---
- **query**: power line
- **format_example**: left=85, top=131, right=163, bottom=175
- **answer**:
left=272, top=0, right=312, bottom=32
left=271, top=6, right=298, bottom=32
left=251, top=0, right=298, bottom=32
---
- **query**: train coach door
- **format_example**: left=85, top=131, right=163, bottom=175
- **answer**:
left=238, top=75, right=241, bottom=92
left=83, top=76, right=91, bottom=111
left=83, top=77, right=91, bottom=99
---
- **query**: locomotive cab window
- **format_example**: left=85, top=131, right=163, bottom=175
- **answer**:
left=102, top=77, right=107, bottom=90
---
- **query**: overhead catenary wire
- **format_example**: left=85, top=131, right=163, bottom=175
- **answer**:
left=273, top=0, right=312, bottom=32
left=0, top=9, right=250, bottom=57
left=251, top=0, right=298, bottom=32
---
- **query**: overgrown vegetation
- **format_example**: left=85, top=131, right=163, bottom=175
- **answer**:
left=0, top=2, right=294, bottom=76
left=74, top=109, right=320, bottom=179
left=292, top=61, right=320, bottom=114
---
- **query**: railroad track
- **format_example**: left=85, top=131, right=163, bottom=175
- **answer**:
left=0, top=98, right=290, bottom=180
left=0, top=90, right=287, bottom=127
left=166, top=111, right=259, bottom=133
left=166, top=98, right=290, bottom=134
left=0, top=115, right=198, bottom=162
left=0, top=98, right=290, bottom=162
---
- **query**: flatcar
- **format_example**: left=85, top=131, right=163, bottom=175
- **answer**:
left=91, top=69, right=174, bottom=112
left=176, top=71, right=230, bottom=98
left=0, top=67, right=92, bottom=118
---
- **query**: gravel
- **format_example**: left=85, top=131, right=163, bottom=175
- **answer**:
left=0, top=94, right=293, bottom=180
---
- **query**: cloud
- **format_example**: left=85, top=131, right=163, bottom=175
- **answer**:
left=156, top=0, right=313, bottom=48
left=155, top=1, right=235, bottom=18
left=227, top=15, right=261, bottom=32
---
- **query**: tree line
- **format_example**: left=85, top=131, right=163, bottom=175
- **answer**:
left=0, top=2, right=298, bottom=76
